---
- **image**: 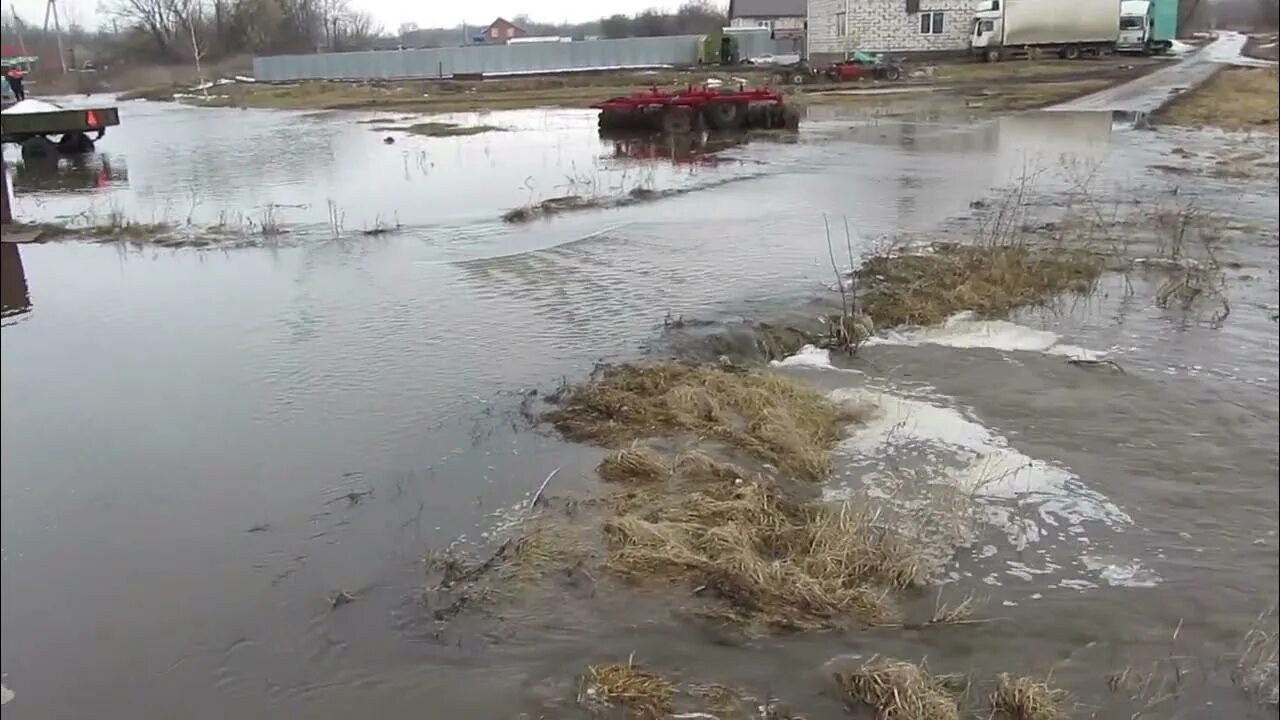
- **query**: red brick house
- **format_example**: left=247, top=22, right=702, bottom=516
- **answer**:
left=482, top=18, right=528, bottom=43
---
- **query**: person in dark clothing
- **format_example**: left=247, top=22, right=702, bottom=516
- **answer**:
left=5, top=68, right=26, bottom=101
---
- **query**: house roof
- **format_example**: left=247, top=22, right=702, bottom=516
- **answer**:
left=728, top=0, right=806, bottom=18
left=485, top=17, right=526, bottom=32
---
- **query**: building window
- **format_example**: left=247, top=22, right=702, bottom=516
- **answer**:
left=835, top=11, right=847, bottom=36
left=920, top=11, right=944, bottom=34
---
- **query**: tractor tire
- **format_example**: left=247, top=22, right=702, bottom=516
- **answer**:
left=58, top=131, right=95, bottom=154
left=661, top=106, right=695, bottom=134
left=703, top=101, right=747, bottom=130
left=745, top=104, right=770, bottom=128
left=770, top=104, right=801, bottom=130
left=21, top=135, right=57, bottom=159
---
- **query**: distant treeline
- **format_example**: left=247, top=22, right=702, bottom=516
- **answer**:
left=0, top=0, right=728, bottom=69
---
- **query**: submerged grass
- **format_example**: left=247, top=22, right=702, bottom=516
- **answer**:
left=1156, top=67, right=1279, bottom=133
left=543, top=362, right=924, bottom=628
left=990, top=673, right=1067, bottom=720
left=597, top=446, right=670, bottom=484
left=836, top=657, right=962, bottom=720
left=605, top=478, right=922, bottom=628
left=583, top=660, right=674, bottom=719
left=854, top=242, right=1103, bottom=328
left=373, top=121, right=502, bottom=137
left=546, top=363, right=850, bottom=479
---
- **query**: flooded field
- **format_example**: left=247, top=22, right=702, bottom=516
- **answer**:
left=2, top=77, right=1277, bottom=719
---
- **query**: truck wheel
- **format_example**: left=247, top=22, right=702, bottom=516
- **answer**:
left=1061, top=45, right=1081, bottom=60
left=58, top=132, right=96, bottom=154
left=21, top=135, right=57, bottom=159
left=984, top=48, right=1001, bottom=63
left=881, top=66, right=902, bottom=81
left=790, top=72, right=807, bottom=85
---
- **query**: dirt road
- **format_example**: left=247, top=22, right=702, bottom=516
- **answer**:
left=1049, top=31, right=1266, bottom=113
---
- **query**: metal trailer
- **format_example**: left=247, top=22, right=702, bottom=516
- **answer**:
left=971, top=0, right=1123, bottom=62
left=592, top=85, right=799, bottom=133
left=1, top=105, right=121, bottom=156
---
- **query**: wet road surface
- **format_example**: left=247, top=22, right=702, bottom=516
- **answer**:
left=1052, top=31, right=1266, bottom=113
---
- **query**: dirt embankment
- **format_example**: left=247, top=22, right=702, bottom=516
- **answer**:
left=1156, top=66, right=1280, bottom=133
left=121, top=56, right=1164, bottom=116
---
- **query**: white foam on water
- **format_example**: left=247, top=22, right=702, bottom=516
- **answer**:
left=1082, top=556, right=1162, bottom=588
left=771, top=344, right=835, bottom=370
left=1059, top=578, right=1100, bottom=590
left=864, top=312, right=1107, bottom=360
left=828, top=388, right=1144, bottom=588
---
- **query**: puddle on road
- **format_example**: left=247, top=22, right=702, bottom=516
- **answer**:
left=2, top=101, right=1277, bottom=718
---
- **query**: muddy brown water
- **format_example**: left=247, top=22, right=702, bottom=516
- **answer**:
left=1, top=97, right=1277, bottom=718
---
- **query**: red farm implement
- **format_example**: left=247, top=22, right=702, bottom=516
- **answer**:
left=591, top=85, right=800, bottom=133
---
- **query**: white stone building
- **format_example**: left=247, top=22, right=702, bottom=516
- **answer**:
left=806, top=0, right=976, bottom=61
left=730, top=0, right=808, bottom=52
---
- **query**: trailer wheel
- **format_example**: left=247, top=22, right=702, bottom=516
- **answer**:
left=21, top=135, right=57, bottom=159
left=704, top=101, right=747, bottom=130
left=58, top=132, right=95, bottom=154
left=984, top=48, right=1001, bottom=63
left=1061, top=45, right=1081, bottom=60
left=662, top=106, right=695, bottom=134
left=775, top=104, right=801, bottom=130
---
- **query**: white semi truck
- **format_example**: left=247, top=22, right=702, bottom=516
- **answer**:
left=971, top=0, right=1122, bottom=62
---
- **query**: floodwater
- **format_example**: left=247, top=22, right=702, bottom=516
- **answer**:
left=2, top=93, right=1277, bottom=718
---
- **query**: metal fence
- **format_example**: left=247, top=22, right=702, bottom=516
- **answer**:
left=252, top=34, right=786, bottom=82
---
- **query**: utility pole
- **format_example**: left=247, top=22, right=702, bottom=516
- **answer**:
left=42, top=0, right=67, bottom=73
left=11, top=6, right=28, bottom=55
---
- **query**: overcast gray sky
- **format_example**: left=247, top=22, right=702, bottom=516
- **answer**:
left=7, top=0, right=706, bottom=34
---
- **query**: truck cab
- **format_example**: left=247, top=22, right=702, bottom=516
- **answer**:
left=970, top=0, right=1003, bottom=61
left=1118, top=0, right=1154, bottom=53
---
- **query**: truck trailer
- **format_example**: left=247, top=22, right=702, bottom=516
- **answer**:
left=971, top=0, right=1122, bottom=62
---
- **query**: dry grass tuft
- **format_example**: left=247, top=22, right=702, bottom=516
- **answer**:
left=583, top=660, right=675, bottom=718
left=1233, top=611, right=1279, bottom=707
left=837, top=657, right=961, bottom=720
left=546, top=363, right=849, bottom=479
left=989, top=673, right=1067, bottom=720
left=674, top=450, right=746, bottom=484
left=930, top=592, right=979, bottom=625
left=604, top=479, right=922, bottom=628
left=855, top=242, right=1103, bottom=328
left=597, top=446, right=670, bottom=484
left=1156, top=67, right=1279, bottom=133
